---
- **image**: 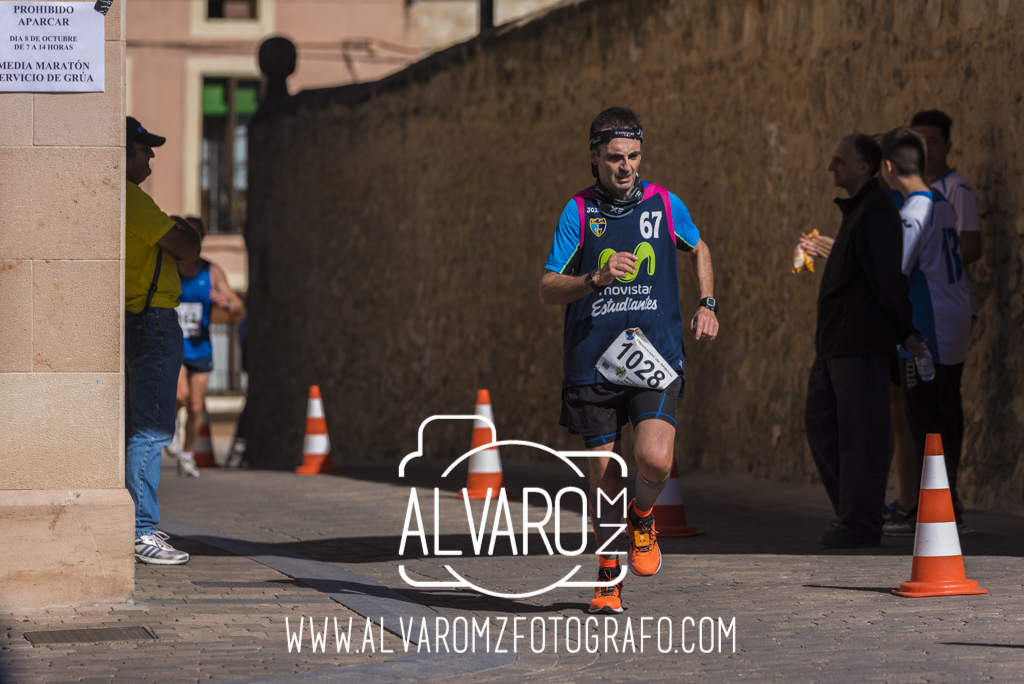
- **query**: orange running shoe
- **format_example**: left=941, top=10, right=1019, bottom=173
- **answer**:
left=589, top=565, right=624, bottom=614
left=626, top=500, right=662, bottom=576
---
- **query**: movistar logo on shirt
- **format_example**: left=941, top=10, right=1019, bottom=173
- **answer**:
left=598, top=242, right=655, bottom=283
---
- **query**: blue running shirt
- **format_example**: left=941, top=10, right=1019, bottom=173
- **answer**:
left=178, top=262, right=213, bottom=361
left=544, top=181, right=701, bottom=388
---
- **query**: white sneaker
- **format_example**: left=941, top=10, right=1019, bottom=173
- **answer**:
left=165, top=435, right=183, bottom=457
left=177, top=453, right=200, bottom=478
left=135, top=531, right=190, bottom=565
left=226, top=438, right=247, bottom=468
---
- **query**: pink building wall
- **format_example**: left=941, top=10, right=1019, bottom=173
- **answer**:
left=126, top=0, right=416, bottom=217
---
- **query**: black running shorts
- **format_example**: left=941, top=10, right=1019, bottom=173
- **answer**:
left=183, top=355, right=214, bottom=374
left=559, top=375, right=683, bottom=447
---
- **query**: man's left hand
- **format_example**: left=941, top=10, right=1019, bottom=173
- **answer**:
left=800, top=234, right=835, bottom=259
left=169, top=215, right=190, bottom=231
left=690, top=307, right=718, bottom=341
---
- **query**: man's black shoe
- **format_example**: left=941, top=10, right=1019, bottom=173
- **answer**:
left=819, top=528, right=881, bottom=549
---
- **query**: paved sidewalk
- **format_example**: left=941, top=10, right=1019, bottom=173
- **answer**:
left=3, top=459, right=1023, bottom=683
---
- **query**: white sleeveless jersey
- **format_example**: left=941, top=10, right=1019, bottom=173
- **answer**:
left=930, top=169, right=979, bottom=234
left=931, top=169, right=980, bottom=315
left=900, top=192, right=971, bottom=365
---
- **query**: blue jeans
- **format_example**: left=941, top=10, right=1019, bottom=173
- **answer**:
left=125, top=307, right=183, bottom=537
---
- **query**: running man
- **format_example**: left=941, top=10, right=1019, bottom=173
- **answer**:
left=539, top=107, right=718, bottom=614
left=175, top=217, right=245, bottom=477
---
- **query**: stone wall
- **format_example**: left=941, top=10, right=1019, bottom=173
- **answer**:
left=247, top=0, right=1024, bottom=514
left=0, top=0, right=134, bottom=608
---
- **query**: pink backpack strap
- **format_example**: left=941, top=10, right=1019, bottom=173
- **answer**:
left=574, top=196, right=586, bottom=249
left=642, top=182, right=676, bottom=246
left=574, top=188, right=598, bottom=249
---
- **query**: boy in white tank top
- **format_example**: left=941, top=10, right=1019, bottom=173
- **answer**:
left=881, top=127, right=972, bottom=530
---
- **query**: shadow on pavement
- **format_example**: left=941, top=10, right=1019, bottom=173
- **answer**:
left=182, top=532, right=930, bottom=560
left=803, top=584, right=896, bottom=594
left=182, top=460, right=1024, bottom=559
left=247, top=460, right=1024, bottom=559
left=938, top=642, right=1024, bottom=649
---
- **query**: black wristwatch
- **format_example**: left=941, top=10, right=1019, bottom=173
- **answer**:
left=698, top=297, right=718, bottom=313
left=586, top=269, right=604, bottom=292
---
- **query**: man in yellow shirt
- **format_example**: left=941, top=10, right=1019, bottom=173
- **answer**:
left=125, top=117, right=201, bottom=565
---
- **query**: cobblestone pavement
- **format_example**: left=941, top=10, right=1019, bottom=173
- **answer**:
left=3, top=459, right=1023, bottom=683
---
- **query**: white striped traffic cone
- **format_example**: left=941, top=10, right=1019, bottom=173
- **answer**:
left=193, top=412, right=218, bottom=468
left=460, top=389, right=502, bottom=500
left=652, top=459, right=702, bottom=537
left=892, top=434, right=986, bottom=598
left=295, top=385, right=339, bottom=475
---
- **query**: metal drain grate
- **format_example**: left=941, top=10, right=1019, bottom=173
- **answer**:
left=190, top=580, right=301, bottom=588
left=24, top=626, right=158, bottom=646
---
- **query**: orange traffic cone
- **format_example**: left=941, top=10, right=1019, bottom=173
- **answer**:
left=892, top=434, right=987, bottom=598
left=295, top=386, right=339, bottom=475
left=652, top=459, right=702, bottom=537
left=192, top=412, right=219, bottom=468
left=460, top=389, right=502, bottom=499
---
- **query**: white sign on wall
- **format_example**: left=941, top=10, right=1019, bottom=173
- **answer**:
left=0, top=2, right=104, bottom=92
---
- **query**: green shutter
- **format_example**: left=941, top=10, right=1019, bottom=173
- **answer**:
left=202, top=82, right=229, bottom=116
left=236, top=84, right=260, bottom=116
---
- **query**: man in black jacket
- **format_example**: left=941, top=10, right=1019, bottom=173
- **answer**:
left=806, top=134, right=926, bottom=548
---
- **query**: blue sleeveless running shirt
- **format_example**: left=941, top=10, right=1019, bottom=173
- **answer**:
left=177, top=261, right=213, bottom=360
left=544, top=181, right=701, bottom=389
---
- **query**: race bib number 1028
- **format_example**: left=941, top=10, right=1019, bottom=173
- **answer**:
left=596, top=328, right=676, bottom=390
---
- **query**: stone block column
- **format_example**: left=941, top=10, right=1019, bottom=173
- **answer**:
left=0, top=0, right=134, bottom=610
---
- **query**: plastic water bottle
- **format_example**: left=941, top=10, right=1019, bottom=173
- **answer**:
left=916, top=346, right=936, bottom=382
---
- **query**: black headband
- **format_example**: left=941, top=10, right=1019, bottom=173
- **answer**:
left=589, top=127, right=643, bottom=149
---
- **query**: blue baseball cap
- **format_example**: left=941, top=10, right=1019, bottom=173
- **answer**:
left=126, top=117, right=166, bottom=147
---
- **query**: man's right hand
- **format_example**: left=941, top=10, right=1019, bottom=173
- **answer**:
left=157, top=216, right=201, bottom=262
left=596, top=251, right=638, bottom=287
left=539, top=251, right=639, bottom=305
left=903, top=334, right=929, bottom=358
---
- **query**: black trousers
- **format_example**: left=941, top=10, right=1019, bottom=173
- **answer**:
left=900, top=359, right=965, bottom=506
left=805, top=356, right=891, bottom=540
